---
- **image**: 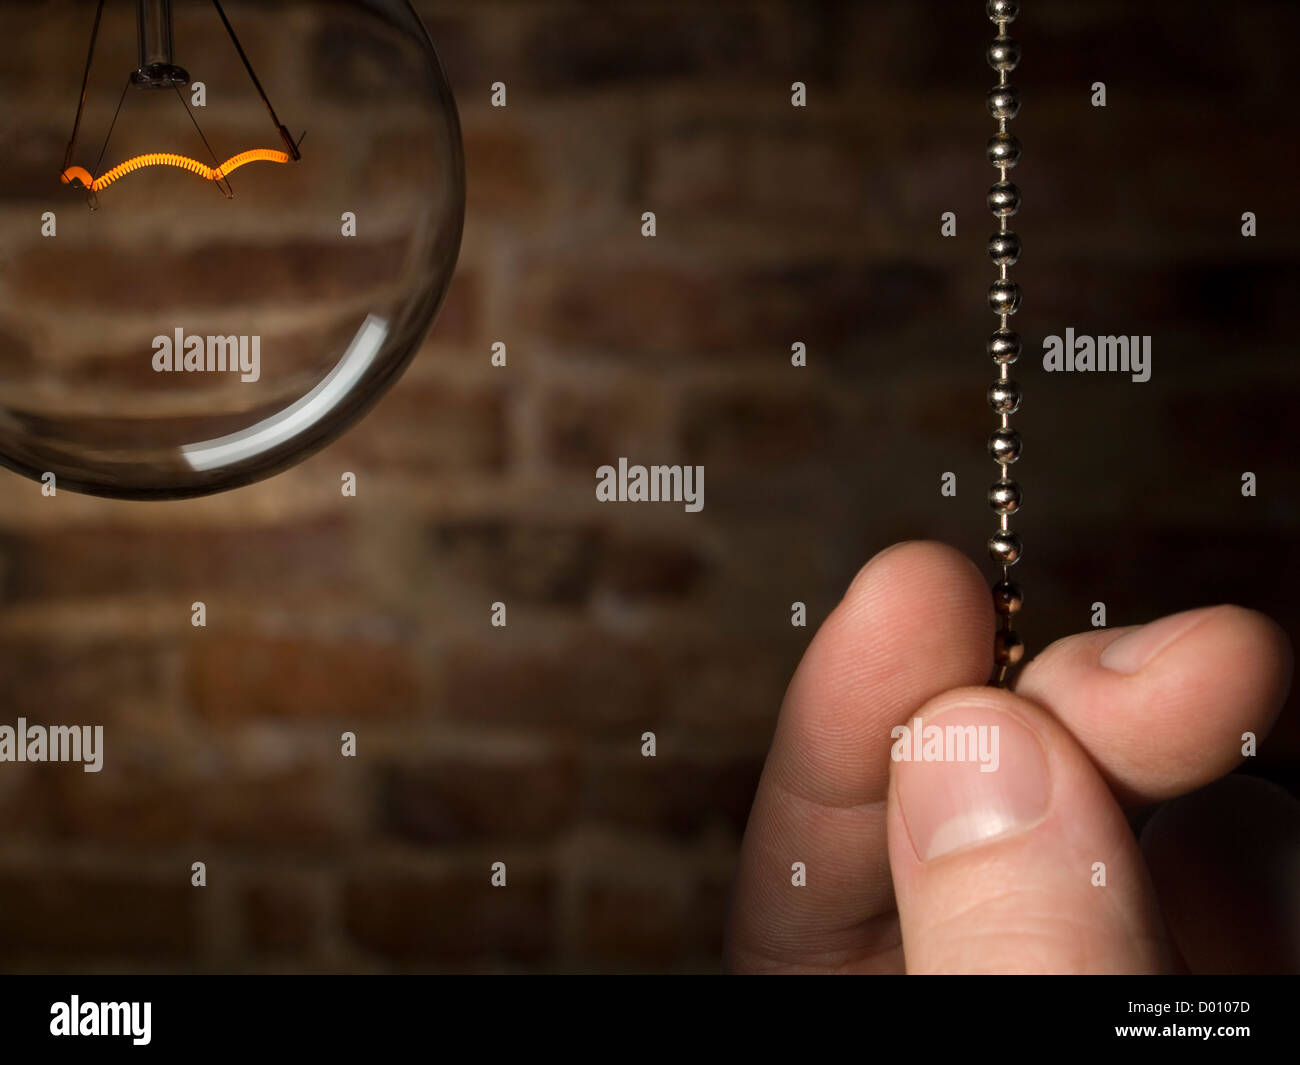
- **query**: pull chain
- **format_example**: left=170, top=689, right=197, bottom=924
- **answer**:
left=984, top=0, right=1025, bottom=686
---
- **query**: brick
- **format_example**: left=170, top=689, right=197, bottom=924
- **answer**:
left=663, top=640, right=802, bottom=732
left=0, top=769, right=50, bottom=841
left=596, top=532, right=707, bottom=601
left=429, top=518, right=708, bottom=604
left=573, top=877, right=688, bottom=964
left=309, top=19, right=420, bottom=104
left=429, top=519, right=602, bottom=605
left=380, top=750, right=579, bottom=844
left=521, top=266, right=722, bottom=359
left=0, top=318, right=34, bottom=376
left=196, top=766, right=355, bottom=849
left=680, top=386, right=841, bottom=469
left=0, top=125, right=68, bottom=202
left=461, top=126, right=541, bottom=214
left=684, top=866, right=734, bottom=961
left=441, top=635, right=666, bottom=730
left=742, top=134, right=866, bottom=218
left=835, top=2, right=971, bottom=91
left=647, top=128, right=864, bottom=220
left=423, top=268, right=480, bottom=345
left=539, top=386, right=655, bottom=471
left=414, top=12, right=490, bottom=94
left=187, top=633, right=420, bottom=721
left=517, top=7, right=833, bottom=92
left=0, top=518, right=356, bottom=602
left=334, top=376, right=506, bottom=473
left=243, top=876, right=324, bottom=953
left=49, top=758, right=356, bottom=850
left=584, top=751, right=762, bottom=840
left=522, top=10, right=756, bottom=90
left=520, top=261, right=946, bottom=359
left=353, top=126, right=467, bottom=229
left=0, top=641, right=175, bottom=721
left=0, top=10, right=87, bottom=107
left=46, top=770, right=197, bottom=847
left=331, top=4, right=500, bottom=103
left=0, top=869, right=198, bottom=961
left=344, top=862, right=554, bottom=961
left=643, top=122, right=740, bottom=211
left=11, top=238, right=404, bottom=311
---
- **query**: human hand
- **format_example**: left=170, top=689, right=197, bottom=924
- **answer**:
left=726, top=541, right=1296, bottom=973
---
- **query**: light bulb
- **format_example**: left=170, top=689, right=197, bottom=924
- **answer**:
left=0, top=0, right=464, bottom=498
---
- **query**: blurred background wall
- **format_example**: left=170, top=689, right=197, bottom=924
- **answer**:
left=0, top=0, right=1296, bottom=972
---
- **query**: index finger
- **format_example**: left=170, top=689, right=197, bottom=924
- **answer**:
left=726, top=541, right=994, bottom=972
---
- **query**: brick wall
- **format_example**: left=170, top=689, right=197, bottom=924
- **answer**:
left=0, top=0, right=1296, bottom=972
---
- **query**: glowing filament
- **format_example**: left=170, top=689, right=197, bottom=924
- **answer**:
left=60, top=148, right=292, bottom=193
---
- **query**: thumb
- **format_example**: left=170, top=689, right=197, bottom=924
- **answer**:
left=886, top=686, right=1177, bottom=973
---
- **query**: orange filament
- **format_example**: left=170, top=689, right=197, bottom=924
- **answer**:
left=60, top=148, right=292, bottom=193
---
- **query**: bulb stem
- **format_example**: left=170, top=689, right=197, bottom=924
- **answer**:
left=133, top=0, right=189, bottom=88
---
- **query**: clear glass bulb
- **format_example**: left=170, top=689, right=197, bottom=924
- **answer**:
left=0, top=0, right=464, bottom=498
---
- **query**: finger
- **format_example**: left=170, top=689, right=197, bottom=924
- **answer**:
left=1014, top=606, right=1292, bottom=804
left=1141, top=774, right=1300, bottom=973
left=887, top=686, right=1177, bottom=973
left=726, top=541, right=992, bottom=972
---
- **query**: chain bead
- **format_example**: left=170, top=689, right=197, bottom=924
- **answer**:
left=987, top=38, right=1021, bottom=71
left=988, top=379, right=1021, bottom=413
left=987, top=328, right=1021, bottom=362
left=987, top=132, right=1021, bottom=168
left=988, top=479, right=1022, bottom=514
left=987, top=0, right=1019, bottom=22
left=988, top=429, right=1021, bottom=464
left=987, top=180, right=1020, bottom=216
left=988, top=530, right=1023, bottom=566
left=988, top=232, right=1021, bottom=267
left=992, top=579, right=1024, bottom=614
left=988, top=279, right=1021, bottom=314
left=993, top=629, right=1026, bottom=665
left=986, top=85, right=1020, bottom=120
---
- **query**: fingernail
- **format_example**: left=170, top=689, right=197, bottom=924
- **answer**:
left=895, top=705, right=1050, bottom=862
left=1098, top=607, right=1217, bottom=675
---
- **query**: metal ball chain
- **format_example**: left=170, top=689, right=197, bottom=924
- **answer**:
left=985, top=0, right=1024, bottom=686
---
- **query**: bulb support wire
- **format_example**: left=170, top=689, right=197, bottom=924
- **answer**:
left=63, top=0, right=107, bottom=172
left=210, top=0, right=303, bottom=160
